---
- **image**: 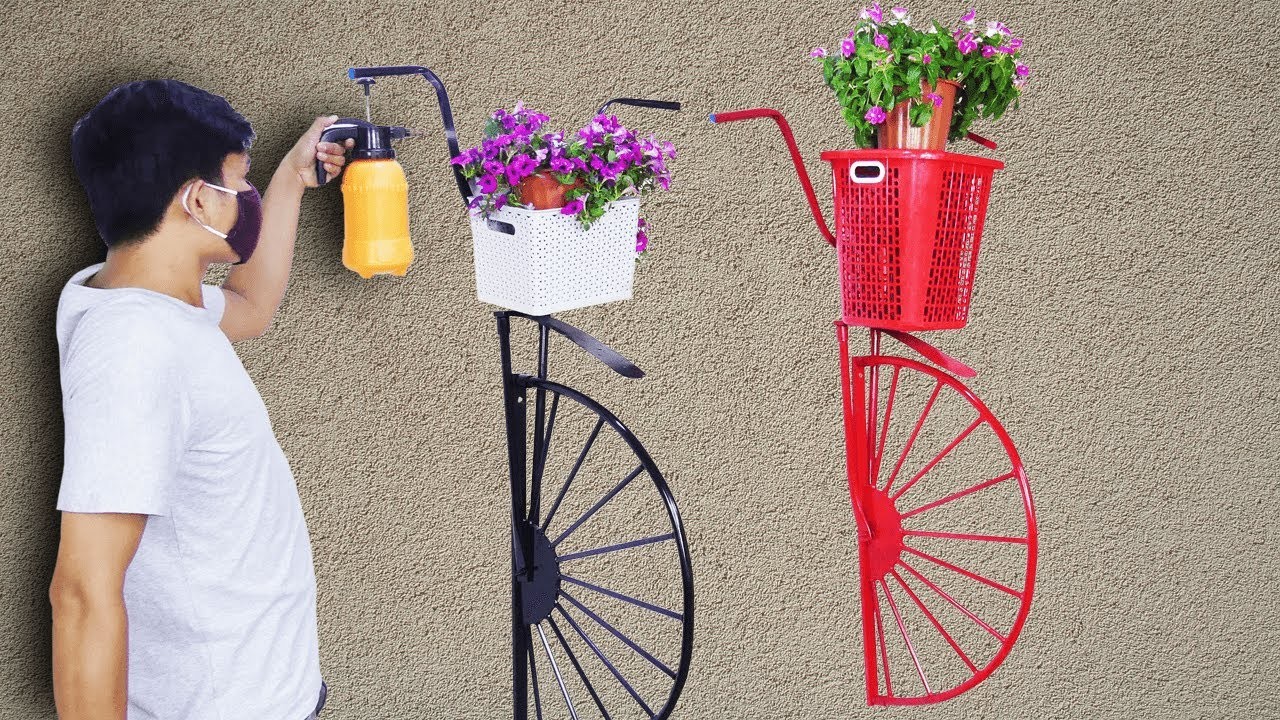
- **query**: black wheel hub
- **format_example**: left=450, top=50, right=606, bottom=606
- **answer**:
left=515, top=522, right=561, bottom=624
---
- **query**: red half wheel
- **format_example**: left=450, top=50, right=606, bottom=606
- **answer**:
left=846, top=355, right=1037, bottom=705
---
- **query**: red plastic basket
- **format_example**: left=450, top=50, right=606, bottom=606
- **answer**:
left=821, top=150, right=1004, bottom=331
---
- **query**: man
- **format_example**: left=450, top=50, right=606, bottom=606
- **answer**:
left=49, top=79, right=356, bottom=720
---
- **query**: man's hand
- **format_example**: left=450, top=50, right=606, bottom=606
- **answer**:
left=284, top=115, right=356, bottom=189
left=50, top=512, right=147, bottom=720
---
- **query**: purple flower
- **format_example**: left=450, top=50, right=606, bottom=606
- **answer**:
left=483, top=159, right=504, bottom=176
left=982, top=44, right=996, bottom=57
left=874, top=33, right=890, bottom=50
left=922, top=53, right=932, bottom=64
left=891, top=6, right=909, bottom=20
left=1015, top=63, right=1031, bottom=77
left=811, top=46, right=828, bottom=58
left=494, top=193, right=509, bottom=210
left=960, top=7, right=976, bottom=24
left=636, top=228, right=649, bottom=253
left=841, top=38, right=856, bottom=57
left=505, top=154, right=538, bottom=184
left=561, top=198, right=585, bottom=216
left=958, top=32, right=978, bottom=54
left=549, top=157, right=574, bottom=174
left=864, top=106, right=887, bottom=124
left=861, top=2, right=884, bottom=23
left=657, top=174, right=671, bottom=191
left=1009, top=37, right=1023, bottom=51
left=924, top=92, right=943, bottom=107
left=477, top=174, right=499, bottom=194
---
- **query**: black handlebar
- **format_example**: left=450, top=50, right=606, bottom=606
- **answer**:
left=347, top=65, right=473, bottom=206
left=596, top=98, right=682, bottom=115
left=338, top=66, right=682, bottom=211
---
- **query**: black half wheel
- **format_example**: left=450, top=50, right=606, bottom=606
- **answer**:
left=513, top=378, right=694, bottom=720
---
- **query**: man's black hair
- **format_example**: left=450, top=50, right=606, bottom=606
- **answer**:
left=71, top=79, right=255, bottom=248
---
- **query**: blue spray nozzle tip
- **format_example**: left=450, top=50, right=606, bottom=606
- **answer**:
left=347, top=68, right=357, bottom=79
left=708, top=113, right=717, bottom=124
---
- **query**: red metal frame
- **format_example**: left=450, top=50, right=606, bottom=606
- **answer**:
left=712, top=107, right=1038, bottom=706
left=841, top=326, right=1038, bottom=705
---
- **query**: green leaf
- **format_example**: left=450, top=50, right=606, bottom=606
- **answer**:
left=855, top=57, right=869, bottom=75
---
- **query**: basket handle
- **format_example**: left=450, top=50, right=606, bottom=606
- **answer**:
left=849, top=160, right=886, bottom=184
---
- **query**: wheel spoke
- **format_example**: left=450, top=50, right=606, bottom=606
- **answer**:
left=562, top=575, right=683, bottom=622
left=873, top=366, right=902, bottom=485
left=536, top=623, right=580, bottom=720
left=530, top=393, right=561, bottom=525
left=899, top=471, right=1017, bottom=520
left=903, top=529, right=1028, bottom=544
left=883, top=380, right=943, bottom=493
left=890, top=417, right=985, bottom=502
left=552, top=465, right=645, bottom=549
left=903, top=547, right=1022, bottom=598
left=547, top=616, right=613, bottom=720
left=528, top=633, right=545, bottom=720
left=881, top=579, right=932, bottom=696
left=561, top=589, right=677, bottom=678
left=542, top=418, right=605, bottom=532
left=890, top=569, right=977, bottom=673
left=557, top=604, right=657, bottom=716
left=874, top=598, right=893, bottom=697
left=867, top=357, right=879, bottom=468
left=899, top=559, right=1006, bottom=642
left=558, top=533, right=677, bottom=563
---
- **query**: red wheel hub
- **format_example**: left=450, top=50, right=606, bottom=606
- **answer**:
left=861, top=487, right=904, bottom=581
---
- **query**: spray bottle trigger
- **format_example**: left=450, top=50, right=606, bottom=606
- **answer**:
left=316, top=119, right=363, bottom=185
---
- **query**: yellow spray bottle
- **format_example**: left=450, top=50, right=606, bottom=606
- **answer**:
left=317, top=118, right=413, bottom=278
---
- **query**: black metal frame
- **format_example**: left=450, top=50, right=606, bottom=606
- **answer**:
left=496, top=311, right=694, bottom=720
left=340, top=66, right=691, bottom=718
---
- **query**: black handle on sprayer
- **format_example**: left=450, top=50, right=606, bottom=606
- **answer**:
left=315, top=119, right=363, bottom=186
left=346, top=66, right=474, bottom=208
left=596, top=98, right=682, bottom=115
left=315, top=118, right=408, bottom=185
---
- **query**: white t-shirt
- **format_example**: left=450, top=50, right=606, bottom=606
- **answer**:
left=55, top=262, right=322, bottom=720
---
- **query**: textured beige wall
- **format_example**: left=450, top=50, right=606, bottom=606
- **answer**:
left=3, top=0, right=1278, bottom=717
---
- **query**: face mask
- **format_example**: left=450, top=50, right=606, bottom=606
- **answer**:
left=181, top=179, right=263, bottom=265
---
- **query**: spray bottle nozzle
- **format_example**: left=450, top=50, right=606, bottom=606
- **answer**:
left=356, top=78, right=376, bottom=123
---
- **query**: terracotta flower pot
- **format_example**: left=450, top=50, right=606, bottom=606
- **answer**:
left=876, top=79, right=960, bottom=151
left=516, top=171, right=583, bottom=210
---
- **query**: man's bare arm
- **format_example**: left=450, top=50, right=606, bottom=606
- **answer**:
left=50, top=512, right=146, bottom=720
left=219, top=116, right=353, bottom=343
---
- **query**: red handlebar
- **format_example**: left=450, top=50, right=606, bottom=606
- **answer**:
left=710, top=108, right=837, bottom=247
left=710, top=110, right=999, bottom=246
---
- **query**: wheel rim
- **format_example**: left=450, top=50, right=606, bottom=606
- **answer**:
left=851, top=356, right=1037, bottom=705
left=516, top=379, right=694, bottom=720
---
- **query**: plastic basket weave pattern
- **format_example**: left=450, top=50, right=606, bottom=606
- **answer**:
left=470, top=197, right=640, bottom=315
left=821, top=150, right=1003, bottom=331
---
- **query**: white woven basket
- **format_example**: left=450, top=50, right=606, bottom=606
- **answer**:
left=470, top=197, right=640, bottom=315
